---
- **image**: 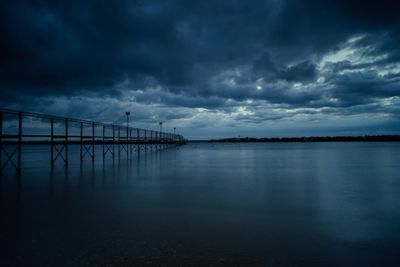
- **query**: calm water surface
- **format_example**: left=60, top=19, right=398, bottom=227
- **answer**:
left=1, top=142, right=400, bottom=266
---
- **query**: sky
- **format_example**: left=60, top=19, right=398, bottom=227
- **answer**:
left=1, top=0, right=400, bottom=139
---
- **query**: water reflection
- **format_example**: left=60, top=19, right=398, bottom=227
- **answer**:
left=1, top=142, right=400, bottom=266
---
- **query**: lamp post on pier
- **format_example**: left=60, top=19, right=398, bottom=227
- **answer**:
left=125, top=112, right=130, bottom=128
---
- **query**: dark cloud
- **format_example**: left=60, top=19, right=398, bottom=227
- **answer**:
left=0, top=0, right=193, bottom=96
left=280, top=61, right=317, bottom=82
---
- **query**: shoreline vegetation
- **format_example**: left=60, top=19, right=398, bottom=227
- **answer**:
left=210, top=135, right=400, bottom=143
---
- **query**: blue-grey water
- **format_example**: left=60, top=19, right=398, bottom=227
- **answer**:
left=1, top=142, right=400, bottom=266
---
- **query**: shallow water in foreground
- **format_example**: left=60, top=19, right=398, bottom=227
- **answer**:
left=1, top=142, right=400, bottom=266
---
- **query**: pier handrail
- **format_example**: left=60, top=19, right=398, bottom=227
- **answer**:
left=0, top=108, right=184, bottom=142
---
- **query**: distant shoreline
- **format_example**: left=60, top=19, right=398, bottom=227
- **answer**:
left=209, top=135, right=400, bottom=143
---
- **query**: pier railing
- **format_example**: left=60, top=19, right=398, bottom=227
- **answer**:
left=0, top=108, right=185, bottom=174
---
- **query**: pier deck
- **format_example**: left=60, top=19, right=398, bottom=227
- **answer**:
left=0, top=108, right=185, bottom=174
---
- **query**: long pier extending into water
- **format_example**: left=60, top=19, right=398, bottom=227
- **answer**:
left=0, top=108, right=185, bottom=174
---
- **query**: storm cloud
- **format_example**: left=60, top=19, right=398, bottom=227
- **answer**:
left=1, top=0, right=400, bottom=138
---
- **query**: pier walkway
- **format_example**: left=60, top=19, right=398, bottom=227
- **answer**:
left=0, top=108, right=185, bottom=174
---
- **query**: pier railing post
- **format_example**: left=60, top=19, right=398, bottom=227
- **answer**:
left=102, top=124, right=105, bottom=162
left=17, top=112, right=22, bottom=174
left=112, top=125, right=115, bottom=161
left=118, top=126, right=120, bottom=158
left=80, top=122, right=83, bottom=163
left=51, top=118, right=54, bottom=166
left=150, top=130, right=153, bottom=151
left=92, top=122, right=95, bottom=164
left=137, top=128, right=140, bottom=153
left=129, top=128, right=131, bottom=157
left=144, top=130, right=147, bottom=152
left=65, top=118, right=68, bottom=167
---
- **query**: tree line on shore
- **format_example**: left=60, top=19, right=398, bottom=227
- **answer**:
left=210, top=135, right=400, bottom=143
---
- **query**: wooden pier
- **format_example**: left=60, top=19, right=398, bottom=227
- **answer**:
left=0, top=108, right=185, bottom=174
